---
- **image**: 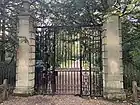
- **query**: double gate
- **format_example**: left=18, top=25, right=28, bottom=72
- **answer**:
left=35, top=26, right=103, bottom=97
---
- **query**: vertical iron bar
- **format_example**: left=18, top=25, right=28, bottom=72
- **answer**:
left=65, top=69, right=68, bottom=94
left=80, top=27, right=83, bottom=96
left=61, top=29, right=64, bottom=68
left=74, top=69, right=76, bottom=94
left=70, top=30, right=74, bottom=68
left=70, top=70, right=72, bottom=94
left=68, top=69, right=70, bottom=94
left=99, top=30, right=103, bottom=96
left=64, top=30, right=67, bottom=67
left=89, top=28, right=92, bottom=96
left=59, top=29, right=62, bottom=93
left=95, top=31, right=98, bottom=95
left=68, top=29, right=70, bottom=68
left=42, top=28, right=45, bottom=94
left=56, top=28, right=59, bottom=94
left=93, top=30, right=95, bottom=95
left=52, top=27, right=56, bottom=95
left=74, top=30, right=76, bottom=68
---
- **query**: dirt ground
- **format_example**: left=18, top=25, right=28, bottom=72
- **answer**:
left=0, top=95, right=132, bottom=105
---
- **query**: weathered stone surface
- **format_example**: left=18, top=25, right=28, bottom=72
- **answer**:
left=104, top=92, right=126, bottom=100
left=102, top=15, right=126, bottom=100
left=14, top=13, right=35, bottom=95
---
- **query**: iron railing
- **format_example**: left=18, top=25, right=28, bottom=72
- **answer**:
left=35, top=26, right=103, bottom=97
left=123, top=60, right=140, bottom=90
left=0, top=62, right=16, bottom=92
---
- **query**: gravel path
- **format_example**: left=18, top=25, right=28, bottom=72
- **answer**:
left=0, top=95, right=132, bottom=105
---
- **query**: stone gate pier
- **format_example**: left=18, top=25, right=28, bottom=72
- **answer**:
left=102, top=15, right=126, bottom=99
left=14, top=0, right=35, bottom=95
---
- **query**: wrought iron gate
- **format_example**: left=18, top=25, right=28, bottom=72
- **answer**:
left=35, top=26, right=103, bottom=97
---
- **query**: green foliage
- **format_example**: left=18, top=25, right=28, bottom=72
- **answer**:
left=47, top=0, right=107, bottom=26
left=121, top=0, right=140, bottom=89
left=122, top=8, right=140, bottom=63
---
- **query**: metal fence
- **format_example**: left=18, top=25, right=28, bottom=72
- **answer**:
left=0, top=62, right=16, bottom=92
left=35, top=26, right=103, bottom=97
left=123, top=60, right=140, bottom=91
left=35, top=68, right=102, bottom=96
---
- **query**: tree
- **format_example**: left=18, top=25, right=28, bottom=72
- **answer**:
left=120, top=0, right=140, bottom=88
left=0, top=0, right=19, bottom=63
